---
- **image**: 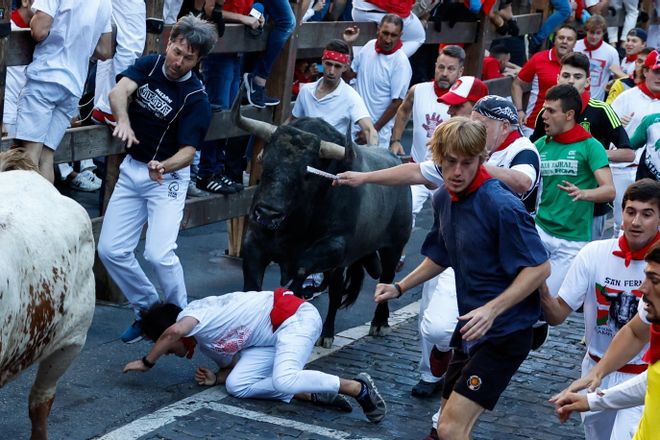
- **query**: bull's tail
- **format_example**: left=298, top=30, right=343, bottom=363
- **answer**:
left=340, top=261, right=366, bottom=309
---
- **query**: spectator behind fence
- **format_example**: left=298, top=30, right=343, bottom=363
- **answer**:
left=527, top=0, right=572, bottom=57
left=97, top=15, right=218, bottom=345
left=12, top=0, right=112, bottom=183
left=604, top=0, right=639, bottom=47
left=512, top=24, right=577, bottom=136
left=344, top=15, right=412, bottom=149
left=243, top=0, right=296, bottom=108
left=351, top=0, right=425, bottom=57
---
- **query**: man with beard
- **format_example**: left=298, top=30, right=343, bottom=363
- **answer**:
left=541, top=179, right=660, bottom=440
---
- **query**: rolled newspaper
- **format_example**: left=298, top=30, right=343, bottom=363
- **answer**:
left=306, top=165, right=339, bottom=180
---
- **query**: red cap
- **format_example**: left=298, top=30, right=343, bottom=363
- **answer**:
left=643, top=50, right=660, bottom=71
left=439, top=76, right=490, bottom=105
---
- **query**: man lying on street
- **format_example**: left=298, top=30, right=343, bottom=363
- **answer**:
left=122, top=288, right=387, bottom=423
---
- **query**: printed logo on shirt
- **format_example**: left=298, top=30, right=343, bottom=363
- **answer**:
left=137, top=84, right=173, bottom=119
left=210, top=326, right=252, bottom=354
left=540, top=159, right=579, bottom=176
left=167, top=181, right=179, bottom=199
left=580, top=121, right=591, bottom=133
left=466, top=375, right=482, bottom=391
left=423, top=112, right=445, bottom=138
left=595, top=282, right=642, bottom=334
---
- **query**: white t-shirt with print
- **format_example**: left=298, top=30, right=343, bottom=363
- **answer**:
left=411, top=82, right=449, bottom=163
left=292, top=78, right=371, bottom=136
left=575, top=39, right=620, bottom=101
left=28, top=0, right=112, bottom=97
left=180, top=291, right=277, bottom=367
left=352, top=39, right=412, bottom=148
left=558, top=238, right=649, bottom=365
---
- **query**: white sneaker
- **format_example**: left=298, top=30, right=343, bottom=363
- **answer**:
left=69, top=170, right=102, bottom=192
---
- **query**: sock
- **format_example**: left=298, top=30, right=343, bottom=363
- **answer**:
left=356, top=381, right=368, bottom=401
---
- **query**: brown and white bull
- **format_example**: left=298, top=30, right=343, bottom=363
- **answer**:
left=0, top=151, right=95, bottom=440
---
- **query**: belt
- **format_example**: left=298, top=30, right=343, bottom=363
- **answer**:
left=589, top=353, right=647, bottom=374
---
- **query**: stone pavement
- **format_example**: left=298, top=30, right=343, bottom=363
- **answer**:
left=116, top=313, right=587, bottom=440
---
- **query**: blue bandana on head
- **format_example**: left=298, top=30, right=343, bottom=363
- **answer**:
left=473, top=95, right=520, bottom=127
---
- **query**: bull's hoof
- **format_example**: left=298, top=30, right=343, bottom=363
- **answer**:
left=368, top=324, right=391, bottom=337
left=316, top=336, right=334, bottom=349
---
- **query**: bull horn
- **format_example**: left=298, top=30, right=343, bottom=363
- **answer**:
left=231, top=83, right=277, bottom=141
left=319, top=141, right=346, bottom=160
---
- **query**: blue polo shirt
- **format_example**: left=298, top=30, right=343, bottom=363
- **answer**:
left=421, top=179, right=547, bottom=347
left=118, top=54, right=212, bottom=163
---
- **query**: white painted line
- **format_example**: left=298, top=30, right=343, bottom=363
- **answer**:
left=97, top=300, right=420, bottom=440
left=207, top=402, right=384, bottom=440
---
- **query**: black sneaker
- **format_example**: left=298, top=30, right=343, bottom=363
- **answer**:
left=531, top=321, right=549, bottom=350
left=197, top=174, right=239, bottom=195
left=354, top=372, right=387, bottom=423
left=311, top=392, right=353, bottom=413
left=244, top=73, right=281, bottom=109
left=411, top=378, right=444, bottom=398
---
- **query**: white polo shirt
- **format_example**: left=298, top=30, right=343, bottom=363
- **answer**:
left=292, top=78, right=371, bottom=136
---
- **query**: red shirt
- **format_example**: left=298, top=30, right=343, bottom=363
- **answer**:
left=223, top=0, right=254, bottom=15
left=517, top=48, right=562, bottom=129
left=481, top=56, right=503, bottom=81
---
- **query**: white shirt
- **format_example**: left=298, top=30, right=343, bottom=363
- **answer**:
left=292, top=78, right=371, bottom=136
left=180, top=291, right=277, bottom=367
left=352, top=39, right=412, bottom=148
left=612, top=86, right=660, bottom=137
left=558, top=238, right=649, bottom=364
left=411, top=82, right=449, bottom=163
left=28, top=0, right=112, bottom=97
left=620, top=57, right=636, bottom=76
left=575, top=39, right=621, bottom=101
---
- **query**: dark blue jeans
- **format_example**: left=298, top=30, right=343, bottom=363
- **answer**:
left=253, top=0, right=296, bottom=80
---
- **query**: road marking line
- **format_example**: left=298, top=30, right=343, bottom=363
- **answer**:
left=97, top=300, right=420, bottom=439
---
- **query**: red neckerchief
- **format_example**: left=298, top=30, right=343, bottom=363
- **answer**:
left=580, top=91, right=590, bottom=113
left=625, top=53, right=638, bottom=63
left=11, top=9, right=29, bottom=28
left=270, top=287, right=305, bottom=331
left=493, top=130, right=522, bottom=153
left=583, top=37, right=603, bottom=53
left=434, top=82, right=449, bottom=102
left=612, top=232, right=660, bottom=267
left=638, top=82, right=660, bottom=100
left=447, top=165, right=491, bottom=202
left=375, top=39, right=403, bottom=55
left=182, top=336, right=197, bottom=359
left=642, top=324, right=660, bottom=364
left=547, top=123, right=592, bottom=144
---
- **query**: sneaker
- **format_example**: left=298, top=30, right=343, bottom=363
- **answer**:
left=243, top=73, right=281, bottom=109
left=187, top=183, right=210, bottom=198
left=531, top=321, right=549, bottom=350
left=423, top=427, right=440, bottom=440
left=121, top=320, right=143, bottom=344
left=354, top=372, right=387, bottom=423
left=197, top=174, right=239, bottom=195
left=91, top=108, right=117, bottom=127
left=311, top=392, right=353, bottom=413
left=69, top=170, right=102, bottom=192
left=411, top=378, right=444, bottom=398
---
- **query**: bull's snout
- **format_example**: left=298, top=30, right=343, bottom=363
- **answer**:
left=253, top=204, right=286, bottom=230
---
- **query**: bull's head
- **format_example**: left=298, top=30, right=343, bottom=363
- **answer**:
left=231, top=86, right=353, bottom=231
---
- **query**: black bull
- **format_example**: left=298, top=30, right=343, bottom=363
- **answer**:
left=234, top=102, right=412, bottom=347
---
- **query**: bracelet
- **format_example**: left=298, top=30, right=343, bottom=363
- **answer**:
left=393, top=282, right=404, bottom=298
left=389, top=139, right=401, bottom=145
left=142, top=356, right=155, bottom=369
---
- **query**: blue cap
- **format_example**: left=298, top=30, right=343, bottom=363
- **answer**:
left=627, top=28, right=647, bottom=42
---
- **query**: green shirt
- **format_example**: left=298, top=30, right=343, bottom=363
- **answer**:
left=535, top=136, right=609, bottom=242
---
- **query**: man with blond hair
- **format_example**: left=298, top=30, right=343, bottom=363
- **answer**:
left=373, top=118, right=550, bottom=439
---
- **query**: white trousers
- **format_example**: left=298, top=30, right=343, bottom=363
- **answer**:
left=536, top=226, right=587, bottom=297
left=411, top=183, right=434, bottom=229
left=606, top=0, right=639, bottom=43
left=611, top=167, right=635, bottom=238
left=580, top=356, right=643, bottom=440
left=94, top=0, right=146, bottom=113
left=97, top=155, right=190, bottom=317
left=418, top=268, right=458, bottom=383
left=351, top=8, right=426, bottom=57
left=224, top=303, right=341, bottom=402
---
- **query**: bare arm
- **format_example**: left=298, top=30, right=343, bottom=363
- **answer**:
left=539, top=285, right=574, bottom=326
left=606, top=148, right=635, bottom=163
left=610, top=64, right=627, bottom=79
left=147, top=146, right=197, bottom=184
left=356, top=117, right=379, bottom=146
left=459, top=261, right=551, bottom=340
left=374, top=98, right=403, bottom=132
left=512, top=77, right=531, bottom=126
left=109, top=77, right=140, bottom=148
left=484, top=166, right=533, bottom=194
left=30, top=10, right=53, bottom=42
left=557, top=166, right=615, bottom=203
left=334, top=162, right=428, bottom=187
left=374, top=257, right=446, bottom=303
left=93, top=31, right=114, bottom=61
left=389, top=86, right=415, bottom=154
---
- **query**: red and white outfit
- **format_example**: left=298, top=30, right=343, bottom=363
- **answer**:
left=517, top=48, right=562, bottom=136
left=351, top=0, right=425, bottom=57
left=181, top=290, right=341, bottom=401
left=575, top=38, right=621, bottom=101
left=557, top=235, right=657, bottom=440
left=610, top=84, right=660, bottom=236
left=621, top=55, right=638, bottom=76
left=352, top=39, right=412, bottom=149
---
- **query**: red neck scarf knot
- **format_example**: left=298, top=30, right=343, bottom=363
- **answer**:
left=447, top=165, right=491, bottom=202
left=642, top=324, right=660, bottom=365
left=612, top=232, right=660, bottom=267
left=434, top=82, right=449, bottom=102
left=584, top=37, right=603, bottom=52
left=547, top=123, right=592, bottom=144
left=11, top=10, right=29, bottom=28
left=639, top=82, right=660, bottom=100
left=494, top=130, right=522, bottom=153
left=375, top=39, right=403, bottom=55
left=625, top=53, right=638, bottom=63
